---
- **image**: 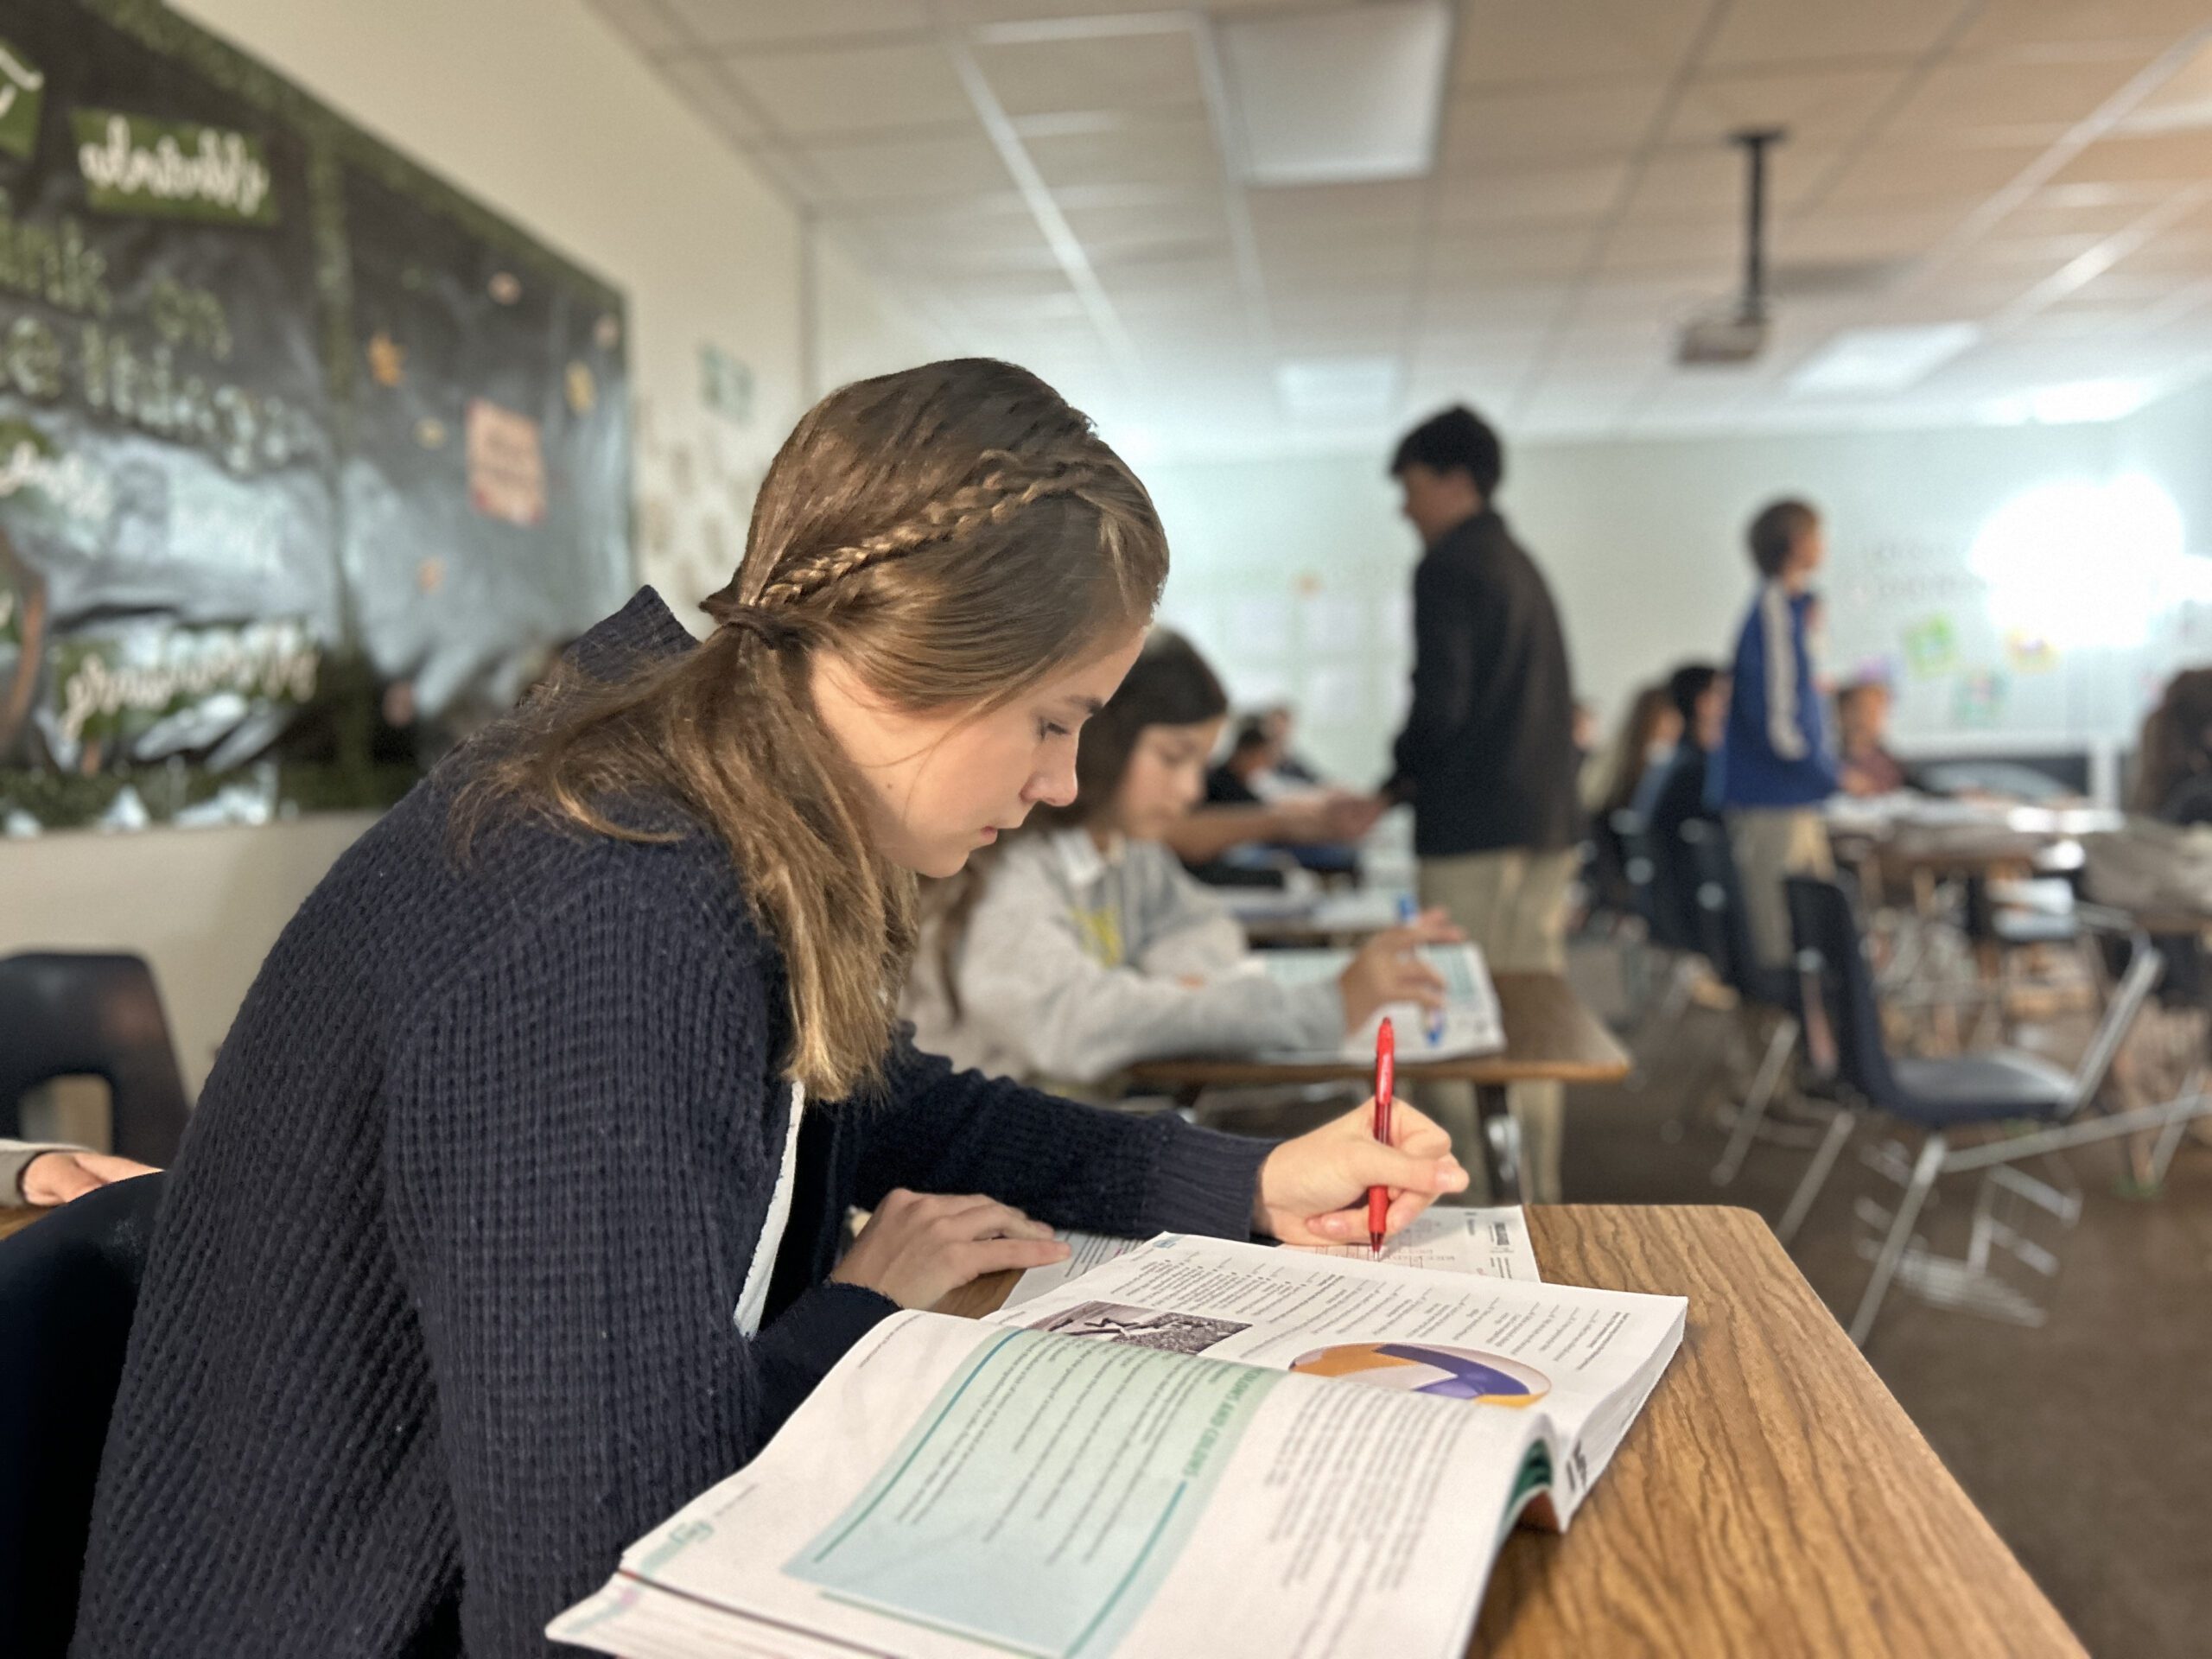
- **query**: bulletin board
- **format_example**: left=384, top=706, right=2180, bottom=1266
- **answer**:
left=0, top=0, right=632, bottom=832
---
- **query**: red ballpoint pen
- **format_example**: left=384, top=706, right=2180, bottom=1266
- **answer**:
left=1368, top=1017, right=1395, bottom=1255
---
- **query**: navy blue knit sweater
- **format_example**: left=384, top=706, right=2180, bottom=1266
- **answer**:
left=70, top=590, right=1274, bottom=1657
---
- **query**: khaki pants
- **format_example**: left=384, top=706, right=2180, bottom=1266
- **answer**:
left=1728, top=809, right=1834, bottom=969
left=1416, top=846, right=1578, bottom=1204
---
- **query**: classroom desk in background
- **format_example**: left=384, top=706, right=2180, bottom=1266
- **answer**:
left=1, top=1204, right=41, bottom=1242
left=948, top=1205, right=2085, bottom=1659
left=1126, top=972, right=1630, bottom=1205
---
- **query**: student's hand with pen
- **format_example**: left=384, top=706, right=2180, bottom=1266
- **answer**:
left=1251, top=1100, right=1469, bottom=1246
left=830, top=1189, right=1071, bottom=1309
left=1337, top=909, right=1461, bottom=1033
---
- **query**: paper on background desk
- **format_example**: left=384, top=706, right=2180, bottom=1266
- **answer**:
left=1001, top=1205, right=1539, bottom=1309
left=1259, top=940, right=1504, bottom=1059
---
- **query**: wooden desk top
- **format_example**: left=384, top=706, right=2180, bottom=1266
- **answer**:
left=950, top=1206, right=2081, bottom=1658
left=1, top=1204, right=44, bottom=1242
left=1125, top=971, right=1632, bottom=1090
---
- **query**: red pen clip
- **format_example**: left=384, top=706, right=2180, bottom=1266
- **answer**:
left=1367, top=1017, right=1395, bottom=1254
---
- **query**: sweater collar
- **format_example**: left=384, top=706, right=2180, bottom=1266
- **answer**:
left=1050, top=826, right=1124, bottom=888
left=567, top=586, right=697, bottom=681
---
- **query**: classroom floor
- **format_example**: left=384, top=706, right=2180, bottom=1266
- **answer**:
left=1559, top=998, right=2212, bottom=1659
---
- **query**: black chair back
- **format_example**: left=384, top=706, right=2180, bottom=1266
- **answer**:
left=1785, top=876, right=1904, bottom=1113
left=0, top=1171, right=167, bottom=1656
left=1626, top=810, right=1705, bottom=955
left=0, top=954, right=190, bottom=1165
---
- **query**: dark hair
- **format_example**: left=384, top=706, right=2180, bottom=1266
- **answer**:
left=457, top=358, right=1166, bottom=1097
left=1666, top=663, right=1720, bottom=726
left=1390, top=405, right=1503, bottom=497
left=1747, top=499, right=1820, bottom=577
left=2135, top=668, right=2212, bottom=815
left=1031, top=629, right=1227, bottom=832
left=1230, top=715, right=1273, bottom=756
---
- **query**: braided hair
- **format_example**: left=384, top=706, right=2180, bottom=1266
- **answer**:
left=459, top=359, right=1168, bottom=1098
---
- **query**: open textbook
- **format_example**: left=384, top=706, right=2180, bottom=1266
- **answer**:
left=552, top=1234, right=1686, bottom=1659
left=1000, top=1205, right=1541, bottom=1309
left=1260, top=942, right=1504, bottom=1060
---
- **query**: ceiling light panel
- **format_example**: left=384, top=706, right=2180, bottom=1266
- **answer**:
left=1218, top=1, right=1453, bottom=188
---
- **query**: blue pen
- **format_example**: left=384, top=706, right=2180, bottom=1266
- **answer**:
left=1395, top=894, right=1446, bottom=1045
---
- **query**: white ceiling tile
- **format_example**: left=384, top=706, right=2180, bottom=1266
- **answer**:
left=2049, top=127, right=2212, bottom=187
left=1431, top=162, right=1628, bottom=225
left=1025, top=116, right=1224, bottom=189
left=972, top=31, right=1206, bottom=118
left=1819, top=140, right=2049, bottom=208
left=798, top=130, right=1012, bottom=203
left=722, top=39, right=972, bottom=138
left=1440, top=79, right=1670, bottom=168
left=660, top=0, right=932, bottom=48
left=1667, top=65, right=1910, bottom=147
left=1451, top=0, right=1711, bottom=86
left=1774, top=207, right=1967, bottom=262
left=1703, top=0, right=1977, bottom=68
left=1246, top=180, right=1429, bottom=230
left=1883, top=51, right=2158, bottom=139
left=1952, top=0, right=2212, bottom=54
left=1427, top=223, right=1601, bottom=277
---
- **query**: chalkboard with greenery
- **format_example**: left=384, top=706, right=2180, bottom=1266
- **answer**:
left=0, top=0, right=631, bottom=833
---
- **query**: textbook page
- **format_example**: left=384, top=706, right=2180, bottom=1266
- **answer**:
left=552, top=1307, right=1539, bottom=1659
left=1000, top=1206, right=1540, bottom=1310
left=1260, top=942, right=1504, bottom=1058
left=986, top=1233, right=1685, bottom=1524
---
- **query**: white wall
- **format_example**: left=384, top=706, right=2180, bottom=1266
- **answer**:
left=1147, top=395, right=2212, bottom=787
left=1, top=0, right=925, bottom=1105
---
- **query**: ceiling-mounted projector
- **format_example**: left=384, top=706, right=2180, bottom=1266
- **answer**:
left=1675, top=128, right=1784, bottom=368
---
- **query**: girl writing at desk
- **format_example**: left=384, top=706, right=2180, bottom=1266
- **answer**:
left=908, top=629, right=1458, bottom=1092
left=73, top=361, right=1467, bottom=1658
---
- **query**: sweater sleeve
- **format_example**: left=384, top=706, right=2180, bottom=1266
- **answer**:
left=855, top=1037, right=1276, bottom=1243
left=383, top=885, right=896, bottom=1659
left=955, top=854, right=1344, bottom=1084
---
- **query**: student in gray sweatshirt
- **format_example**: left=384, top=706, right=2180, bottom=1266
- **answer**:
left=2, top=1137, right=156, bottom=1206
left=907, top=632, right=1454, bottom=1092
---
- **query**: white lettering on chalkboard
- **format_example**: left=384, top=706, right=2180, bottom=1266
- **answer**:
left=0, top=437, right=111, bottom=526
left=76, top=115, right=271, bottom=220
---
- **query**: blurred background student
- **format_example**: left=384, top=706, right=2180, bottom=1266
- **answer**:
left=1, top=1140, right=156, bottom=1208
left=1713, top=498, right=1838, bottom=968
left=1836, top=678, right=1911, bottom=798
left=907, top=632, right=1454, bottom=1097
left=1382, top=404, right=1579, bottom=1200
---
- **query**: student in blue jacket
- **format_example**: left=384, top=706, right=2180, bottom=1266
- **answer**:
left=1710, top=498, right=1839, bottom=965
left=71, top=359, right=1466, bottom=1659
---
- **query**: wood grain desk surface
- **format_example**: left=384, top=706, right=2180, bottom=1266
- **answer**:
left=0, top=1203, right=43, bottom=1242
left=1125, top=971, right=1632, bottom=1089
left=948, top=1205, right=2081, bottom=1659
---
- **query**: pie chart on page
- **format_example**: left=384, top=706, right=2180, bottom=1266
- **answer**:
left=1289, top=1342, right=1549, bottom=1405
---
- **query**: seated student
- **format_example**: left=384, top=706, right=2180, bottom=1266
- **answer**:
left=0, top=1137, right=156, bottom=1207
left=2135, top=667, right=2212, bottom=824
left=70, top=361, right=1468, bottom=1658
left=907, top=630, right=1458, bottom=1090
left=1835, top=678, right=1911, bottom=797
left=1259, top=702, right=1325, bottom=787
left=1713, top=498, right=1838, bottom=967
left=1580, top=682, right=1681, bottom=915
left=1634, top=664, right=1729, bottom=946
left=1205, top=715, right=1286, bottom=806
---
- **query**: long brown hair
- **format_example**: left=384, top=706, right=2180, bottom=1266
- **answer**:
left=1598, top=683, right=1679, bottom=818
left=2135, top=667, right=2212, bottom=816
left=460, top=359, right=1167, bottom=1097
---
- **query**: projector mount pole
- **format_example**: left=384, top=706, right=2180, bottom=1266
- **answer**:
left=1734, top=126, right=1786, bottom=325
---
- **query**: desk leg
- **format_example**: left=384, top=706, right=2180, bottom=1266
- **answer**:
left=1476, top=1083, right=1522, bottom=1204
